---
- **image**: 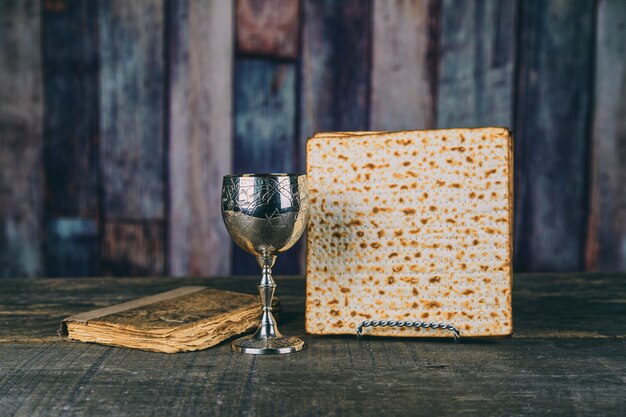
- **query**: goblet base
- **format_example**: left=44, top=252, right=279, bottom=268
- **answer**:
left=231, top=335, right=305, bottom=355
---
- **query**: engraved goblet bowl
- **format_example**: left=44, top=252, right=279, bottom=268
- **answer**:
left=221, top=173, right=309, bottom=354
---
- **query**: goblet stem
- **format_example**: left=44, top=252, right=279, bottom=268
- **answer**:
left=230, top=252, right=305, bottom=354
left=254, top=254, right=281, bottom=339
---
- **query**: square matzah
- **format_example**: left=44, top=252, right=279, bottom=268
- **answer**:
left=305, top=128, right=513, bottom=337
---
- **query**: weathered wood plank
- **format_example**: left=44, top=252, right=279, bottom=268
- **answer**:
left=0, top=274, right=625, bottom=416
left=586, top=0, right=626, bottom=271
left=0, top=339, right=624, bottom=416
left=514, top=0, right=594, bottom=271
left=42, top=0, right=99, bottom=216
left=234, top=59, right=296, bottom=175
left=370, top=0, right=439, bottom=131
left=437, top=0, right=517, bottom=128
left=45, top=218, right=99, bottom=277
left=1, top=273, right=624, bottom=343
left=233, top=59, right=297, bottom=274
left=236, top=0, right=300, bottom=59
left=99, top=0, right=165, bottom=220
left=102, top=222, right=164, bottom=276
left=300, top=0, right=372, bottom=167
left=168, top=0, right=233, bottom=277
left=0, top=0, right=44, bottom=277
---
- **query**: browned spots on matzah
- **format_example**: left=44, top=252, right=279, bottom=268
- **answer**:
left=425, top=301, right=442, bottom=308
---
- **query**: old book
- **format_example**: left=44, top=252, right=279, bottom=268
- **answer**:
left=60, top=287, right=272, bottom=353
left=306, top=128, right=513, bottom=337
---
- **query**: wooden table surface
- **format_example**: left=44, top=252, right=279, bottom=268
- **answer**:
left=1, top=274, right=625, bottom=416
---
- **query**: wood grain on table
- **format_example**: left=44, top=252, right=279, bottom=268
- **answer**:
left=0, top=274, right=624, bottom=416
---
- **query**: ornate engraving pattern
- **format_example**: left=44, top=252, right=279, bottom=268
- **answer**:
left=234, top=335, right=305, bottom=350
left=222, top=176, right=309, bottom=227
left=222, top=177, right=308, bottom=216
left=221, top=174, right=309, bottom=255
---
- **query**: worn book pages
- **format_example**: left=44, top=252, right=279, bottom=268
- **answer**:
left=60, top=287, right=270, bottom=353
left=306, top=128, right=513, bottom=337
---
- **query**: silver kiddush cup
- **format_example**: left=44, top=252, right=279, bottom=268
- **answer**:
left=221, top=173, right=309, bottom=354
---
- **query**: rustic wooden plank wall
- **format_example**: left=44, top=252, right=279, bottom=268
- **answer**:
left=168, top=0, right=233, bottom=277
left=0, top=0, right=44, bottom=277
left=237, top=0, right=299, bottom=59
left=370, top=0, right=439, bottom=131
left=437, top=0, right=516, bottom=128
left=0, top=0, right=625, bottom=277
left=45, top=218, right=98, bottom=277
left=102, top=222, right=164, bottom=276
left=586, top=0, right=626, bottom=272
left=514, top=0, right=595, bottom=271
left=300, top=0, right=371, bottom=154
left=42, top=0, right=99, bottom=277
left=99, top=0, right=165, bottom=275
